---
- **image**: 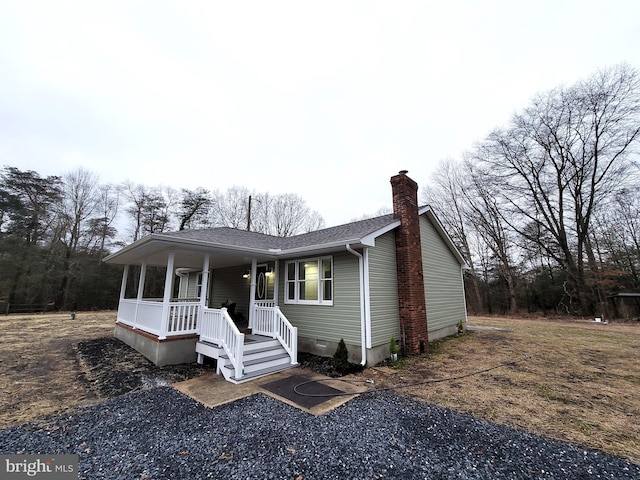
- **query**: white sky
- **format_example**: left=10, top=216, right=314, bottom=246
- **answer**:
left=1, top=1, right=639, bottom=227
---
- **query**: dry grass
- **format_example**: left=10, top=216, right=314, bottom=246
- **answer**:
left=1, top=311, right=639, bottom=465
left=0, top=311, right=115, bottom=428
left=366, top=316, right=640, bottom=464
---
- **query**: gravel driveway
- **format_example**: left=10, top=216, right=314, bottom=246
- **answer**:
left=1, top=386, right=638, bottom=479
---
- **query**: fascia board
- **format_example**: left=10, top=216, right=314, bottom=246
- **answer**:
left=102, top=234, right=157, bottom=263
left=154, top=235, right=271, bottom=257
left=360, top=220, right=400, bottom=246
left=277, top=239, right=367, bottom=257
left=103, top=233, right=276, bottom=264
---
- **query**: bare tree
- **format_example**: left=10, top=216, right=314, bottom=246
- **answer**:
left=462, top=158, right=520, bottom=313
left=87, top=183, right=120, bottom=260
left=178, top=187, right=213, bottom=230
left=422, top=158, right=484, bottom=314
left=220, top=189, right=325, bottom=236
left=478, top=64, right=640, bottom=315
left=54, top=167, right=100, bottom=308
left=123, top=182, right=176, bottom=240
left=303, top=210, right=326, bottom=233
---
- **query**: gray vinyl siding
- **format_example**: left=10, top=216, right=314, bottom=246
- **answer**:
left=278, top=251, right=362, bottom=346
left=420, top=215, right=466, bottom=331
left=210, top=264, right=252, bottom=318
left=367, top=231, right=400, bottom=347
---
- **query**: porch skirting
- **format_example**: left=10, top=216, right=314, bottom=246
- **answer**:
left=115, top=323, right=198, bottom=366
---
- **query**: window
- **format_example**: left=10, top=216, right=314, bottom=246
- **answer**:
left=285, top=257, right=333, bottom=305
left=196, top=273, right=203, bottom=298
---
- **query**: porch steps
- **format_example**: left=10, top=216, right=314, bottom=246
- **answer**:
left=196, top=334, right=297, bottom=384
left=227, top=362, right=294, bottom=383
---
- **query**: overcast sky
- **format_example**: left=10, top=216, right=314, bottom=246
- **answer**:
left=1, top=1, right=639, bottom=227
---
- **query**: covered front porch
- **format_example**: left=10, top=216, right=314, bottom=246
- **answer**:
left=109, top=239, right=298, bottom=383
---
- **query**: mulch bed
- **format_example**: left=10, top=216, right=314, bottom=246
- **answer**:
left=75, top=338, right=213, bottom=399
left=75, top=337, right=362, bottom=400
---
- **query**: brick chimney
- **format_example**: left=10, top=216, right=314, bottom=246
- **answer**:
left=390, top=170, right=428, bottom=355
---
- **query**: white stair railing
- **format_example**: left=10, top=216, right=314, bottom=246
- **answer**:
left=199, top=307, right=244, bottom=379
left=252, top=305, right=297, bottom=364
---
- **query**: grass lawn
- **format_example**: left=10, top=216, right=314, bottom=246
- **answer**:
left=0, top=311, right=115, bottom=428
left=1, top=311, right=638, bottom=464
left=368, top=316, right=640, bottom=464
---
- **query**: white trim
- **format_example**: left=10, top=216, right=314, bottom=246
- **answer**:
left=134, top=262, right=147, bottom=328
left=248, top=258, right=257, bottom=328
left=363, top=248, right=372, bottom=349
left=273, top=261, right=279, bottom=307
left=200, top=255, right=210, bottom=310
left=346, top=244, right=367, bottom=366
left=360, top=220, right=401, bottom=246
left=119, top=265, right=129, bottom=300
left=159, top=251, right=175, bottom=339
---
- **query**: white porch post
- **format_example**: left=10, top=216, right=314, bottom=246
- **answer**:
left=200, top=254, right=210, bottom=312
left=134, top=262, right=147, bottom=328
left=159, top=251, right=175, bottom=340
left=248, top=258, right=257, bottom=329
left=273, top=260, right=279, bottom=306
left=119, top=265, right=129, bottom=300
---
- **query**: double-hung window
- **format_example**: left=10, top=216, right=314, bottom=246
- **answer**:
left=196, top=273, right=203, bottom=298
left=285, top=257, right=333, bottom=305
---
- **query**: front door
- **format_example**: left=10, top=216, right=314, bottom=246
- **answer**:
left=255, top=265, right=268, bottom=301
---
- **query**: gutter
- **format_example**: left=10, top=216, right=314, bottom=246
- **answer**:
left=346, top=244, right=367, bottom=366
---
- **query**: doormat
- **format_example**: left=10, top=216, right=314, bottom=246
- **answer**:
left=260, top=374, right=345, bottom=409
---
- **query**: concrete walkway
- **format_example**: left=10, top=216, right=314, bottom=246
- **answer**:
left=172, top=368, right=367, bottom=416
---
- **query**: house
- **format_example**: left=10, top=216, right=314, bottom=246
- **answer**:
left=103, top=171, right=468, bottom=383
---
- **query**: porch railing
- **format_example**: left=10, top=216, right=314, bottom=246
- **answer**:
left=252, top=305, right=298, bottom=364
left=116, top=298, right=200, bottom=338
left=167, top=302, right=199, bottom=334
left=200, top=307, right=244, bottom=379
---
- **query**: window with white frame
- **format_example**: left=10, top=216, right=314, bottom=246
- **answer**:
left=196, top=273, right=203, bottom=298
left=285, top=257, right=333, bottom=305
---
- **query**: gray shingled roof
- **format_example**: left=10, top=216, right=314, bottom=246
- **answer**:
left=159, top=213, right=399, bottom=251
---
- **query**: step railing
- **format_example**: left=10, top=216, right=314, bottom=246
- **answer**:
left=252, top=305, right=297, bottom=364
left=200, top=307, right=244, bottom=379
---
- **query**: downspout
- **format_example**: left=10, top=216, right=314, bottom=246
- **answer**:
left=346, top=244, right=367, bottom=366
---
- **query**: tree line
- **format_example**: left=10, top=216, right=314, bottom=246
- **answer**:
left=2, top=64, right=637, bottom=318
left=0, top=168, right=325, bottom=311
left=423, top=64, right=640, bottom=318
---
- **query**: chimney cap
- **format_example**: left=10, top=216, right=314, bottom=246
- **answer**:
left=399, top=170, right=408, bottom=175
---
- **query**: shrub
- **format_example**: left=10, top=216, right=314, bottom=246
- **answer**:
left=389, top=335, right=399, bottom=354
left=333, top=338, right=350, bottom=374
